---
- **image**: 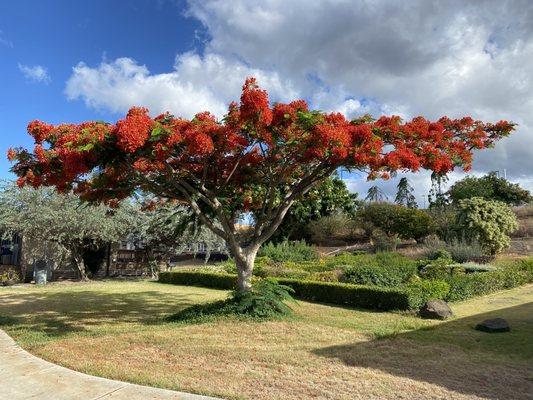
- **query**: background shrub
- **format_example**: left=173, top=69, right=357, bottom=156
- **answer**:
left=455, top=197, right=518, bottom=255
left=258, top=240, right=319, bottom=262
left=404, top=279, right=450, bottom=309
left=417, top=257, right=465, bottom=280
left=338, top=252, right=418, bottom=287
left=357, top=202, right=436, bottom=241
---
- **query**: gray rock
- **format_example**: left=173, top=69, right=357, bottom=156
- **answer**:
left=475, top=318, right=510, bottom=333
left=419, top=300, right=453, bottom=320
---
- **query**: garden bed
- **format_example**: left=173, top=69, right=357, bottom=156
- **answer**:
left=160, top=254, right=533, bottom=310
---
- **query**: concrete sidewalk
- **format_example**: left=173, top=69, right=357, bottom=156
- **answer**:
left=0, top=329, right=220, bottom=400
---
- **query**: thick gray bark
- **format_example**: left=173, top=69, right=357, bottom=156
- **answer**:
left=234, top=246, right=259, bottom=292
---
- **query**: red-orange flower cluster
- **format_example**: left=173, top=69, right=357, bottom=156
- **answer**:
left=115, top=107, right=152, bottom=153
left=8, top=77, right=515, bottom=211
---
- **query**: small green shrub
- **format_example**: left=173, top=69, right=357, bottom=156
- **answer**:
left=461, top=262, right=498, bottom=273
left=336, top=252, right=418, bottom=287
left=418, top=257, right=465, bottom=280
left=168, top=279, right=295, bottom=322
left=341, top=263, right=417, bottom=287
left=258, top=240, right=319, bottom=262
left=446, top=238, right=492, bottom=263
left=428, top=249, right=452, bottom=261
left=307, top=270, right=341, bottom=282
left=404, top=279, right=450, bottom=308
left=0, top=268, right=20, bottom=286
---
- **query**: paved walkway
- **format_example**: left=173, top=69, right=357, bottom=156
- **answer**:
left=0, top=330, right=220, bottom=400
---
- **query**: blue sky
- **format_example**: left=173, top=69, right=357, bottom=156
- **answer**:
left=0, top=0, right=199, bottom=179
left=1, top=0, right=532, bottom=201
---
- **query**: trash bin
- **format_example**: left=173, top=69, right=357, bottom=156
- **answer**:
left=34, top=260, right=49, bottom=285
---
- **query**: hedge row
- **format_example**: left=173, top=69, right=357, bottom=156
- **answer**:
left=445, top=258, right=533, bottom=301
left=158, top=271, right=444, bottom=310
left=159, top=270, right=236, bottom=290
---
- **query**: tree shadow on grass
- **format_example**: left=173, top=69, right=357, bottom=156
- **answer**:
left=313, top=302, right=533, bottom=400
left=0, top=285, right=223, bottom=338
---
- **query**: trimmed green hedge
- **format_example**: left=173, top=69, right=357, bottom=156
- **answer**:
left=445, top=258, right=533, bottom=301
left=159, top=258, right=533, bottom=310
left=159, top=271, right=445, bottom=311
left=159, top=271, right=237, bottom=290
left=275, top=278, right=411, bottom=310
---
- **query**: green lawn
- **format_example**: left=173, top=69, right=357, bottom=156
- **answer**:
left=0, top=281, right=531, bottom=400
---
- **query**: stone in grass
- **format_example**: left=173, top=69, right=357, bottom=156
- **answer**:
left=475, top=318, right=510, bottom=333
left=419, top=300, right=453, bottom=320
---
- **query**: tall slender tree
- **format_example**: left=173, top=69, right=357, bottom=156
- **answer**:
left=365, top=185, right=387, bottom=203
left=395, top=177, right=417, bottom=208
left=428, top=172, right=450, bottom=208
left=8, top=78, right=515, bottom=291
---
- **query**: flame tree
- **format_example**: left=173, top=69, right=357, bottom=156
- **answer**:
left=8, top=78, right=514, bottom=291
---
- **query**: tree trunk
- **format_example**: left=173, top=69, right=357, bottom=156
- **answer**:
left=234, top=247, right=258, bottom=293
left=73, top=254, right=89, bottom=281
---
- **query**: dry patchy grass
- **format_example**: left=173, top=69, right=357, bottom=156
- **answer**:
left=0, top=281, right=532, bottom=400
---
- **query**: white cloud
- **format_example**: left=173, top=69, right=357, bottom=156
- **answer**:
left=65, top=53, right=298, bottom=119
left=18, top=64, right=50, bottom=84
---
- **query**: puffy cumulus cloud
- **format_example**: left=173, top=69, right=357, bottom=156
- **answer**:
left=65, top=53, right=298, bottom=119
left=186, top=0, right=533, bottom=190
left=18, top=64, right=50, bottom=83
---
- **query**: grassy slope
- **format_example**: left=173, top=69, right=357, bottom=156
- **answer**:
left=0, top=281, right=531, bottom=400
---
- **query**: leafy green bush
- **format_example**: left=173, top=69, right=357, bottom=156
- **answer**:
left=341, top=262, right=417, bottom=287
left=417, top=257, right=465, bottom=280
left=455, top=197, right=518, bottom=255
left=445, top=258, right=533, bottom=301
left=427, top=248, right=452, bottom=261
left=307, top=270, right=341, bottom=282
left=0, top=268, right=20, bottom=286
left=258, top=240, right=319, bottom=262
left=324, top=251, right=414, bottom=269
left=404, top=279, right=450, bottom=308
left=168, top=279, right=295, bottom=322
left=357, top=202, right=436, bottom=241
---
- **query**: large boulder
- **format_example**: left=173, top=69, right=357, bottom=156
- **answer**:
left=419, top=300, right=453, bottom=320
left=475, top=318, right=510, bottom=333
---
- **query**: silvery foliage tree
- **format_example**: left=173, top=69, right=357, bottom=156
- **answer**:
left=130, top=199, right=227, bottom=277
left=0, top=182, right=134, bottom=279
